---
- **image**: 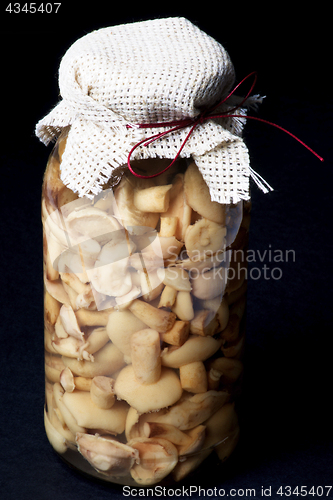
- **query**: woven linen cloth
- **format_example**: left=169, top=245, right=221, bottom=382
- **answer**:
left=36, top=17, right=267, bottom=203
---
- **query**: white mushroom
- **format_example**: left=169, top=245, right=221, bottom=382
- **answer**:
left=113, top=176, right=160, bottom=233
left=114, top=365, right=182, bottom=414
left=191, top=266, right=228, bottom=300
left=133, top=184, right=173, bottom=213
left=130, top=329, right=161, bottom=385
left=75, top=307, right=114, bottom=327
left=65, top=206, right=122, bottom=246
left=183, top=162, right=226, bottom=224
left=60, top=367, right=76, bottom=392
left=62, top=342, right=125, bottom=378
left=106, top=310, right=147, bottom=358
left=179, top=361, right=208, bottom=393
left=160, top=320, right=190, bottom=347
left=161, top=335, right=222, bottom=368
left=189, top=310, right=220, bottom=337
left=90, top=376, right=116, bottom=409
left=88, top=238, right=134, bottom=298
left=44, top=407, right=68, bottom=454
left=152, top=390, right=230, bottom=430
left=59, top=304, right=84, bottom=340
left=184, top=218, right=226, bottom=262
left=128, top=437, right=178, bottom=485
left=171, top=291, right=194, bottom=321
left=129, top=299, right=176, bottom=333
left=76, top=433, right=139, bottom=476
left=52, top=336, right=93, bottom=361
left=157, top=266, right=191, bottom=292
left=158, top=285, right=177, bottom=308
left=62, top=390, right=129, bottom=434
left=44, top=291, right=61, bottom=327
left=159, top=216, right=178, bottom=237
left=162, top=173, right=192, bottom=241
left=45, top=353, right=66, bottom=383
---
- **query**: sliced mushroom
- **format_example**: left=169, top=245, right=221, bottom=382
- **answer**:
left=191, top=266, right=228, bottom=300
left=45, top=352, right=66, bottom=383
left=129, top=299, right=176, bottom=333
left=113, top=176, right=160, bottom=233
left=128, top=437, right=178, bottom=485
left=130, top=329, right=161, bottom=385
left=44, top=274, right=70, bottom=305
left=65, top=206, right=122, bottom=246
left=152, top=390, right=230, bottom=431
left=171, top=291, right=194, bottom=321
left=90, top=376, right=116, bottom=409
left=133, top=184, right=173, bottom=213
left=106, top=310, right=147, bottom=357
left=157, top=235, right=183, bottom=260
left=159, top=216, right=178, bottom=237
left=114, top=365, right=182, bottom=414
left=84, top=326, right=110, bottom=354
left=44, top=290, right=61, bottom=327
left=184, top=162, right=226, bottom=224
left=52, top=336, right=93, bottom=361
left=62, top=390, right=129, bottom=434
left=189, top=310, right=220, bottom=337
left=59, top=304, right=84, bottom=340
left=53, top=383, right=86, bottom=436
left=44, top=407, right=68, bottom=454
left=202, top=298, right=230, bottom=332
left=208, top=357, right=244, bottom=385
left=60, top=367, right=76, bottom=392
left=158, top=285, right=177, bottom=309
left=62, top=342, right=125, bottom=378
left=161, top=335, right=222, bottom=368
left=88, top=239, right=134, bottom=298
left=179, top=361, right=208, bottom=393
left=76, top=433, right=139, bottom=476
left=185, top=218, right=226, bottom=262
left=162, top=173, right=192, bottom=241
left=157, top=266, right=191, bottom=292
left=161, top=320, right=190, bottom=347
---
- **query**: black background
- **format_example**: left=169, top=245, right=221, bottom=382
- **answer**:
left=1, top=3, right=332, bottom=499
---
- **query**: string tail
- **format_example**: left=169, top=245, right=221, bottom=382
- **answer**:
left=248, top=166, right=274, bottom=194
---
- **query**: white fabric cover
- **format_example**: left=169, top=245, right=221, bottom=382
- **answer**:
left=36, top=17, right=269, bottom=202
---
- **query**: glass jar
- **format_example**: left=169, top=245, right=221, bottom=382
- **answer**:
left=42, top=130, right=250, bottom=486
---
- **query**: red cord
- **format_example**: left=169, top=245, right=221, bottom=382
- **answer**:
left=126, top=72, right=323, bottom=179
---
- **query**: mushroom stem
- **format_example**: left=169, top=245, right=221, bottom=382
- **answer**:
left=129, top=299, right=176, bottom=333
left=189, top=310, right=220, bottom=337
left=131, top=329, right=161, bottom=384
left=133, top=184, right=173, bottom=213
left=179, top=361, right=208, bottom=393
left=159, top=216, right=178, bottom=237
left=171, top=291, right=194, bottom=321
left=90, top=376, right=116, bottom=409
left=75, top=307, right=114, bottom=327
left=158, top=285, right=177, bottom=308
left=161, top=320, right=190, bottom=346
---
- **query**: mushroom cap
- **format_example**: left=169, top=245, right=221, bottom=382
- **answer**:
left=76, top=433, right=139, bottom=476
left=62, top=390, right=128, bottom=434
left=114, top=365, right=182, bottom=414
left=66, top=207, right=122, bottom=246
left=128, top=437, right=178, bottom=485
left=161, top=335, right=222, bottom=368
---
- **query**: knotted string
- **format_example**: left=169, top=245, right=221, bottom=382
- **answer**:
left=126, top=71, right=323, bottom=179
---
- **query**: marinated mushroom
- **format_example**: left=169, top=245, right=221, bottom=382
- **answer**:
left=76, top=433, right=139, bottom=476
left=128, top=437, right=178, bottom=485
left=114, top=365, right=182, bottom=413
